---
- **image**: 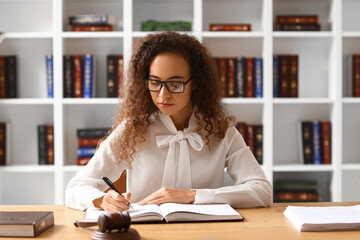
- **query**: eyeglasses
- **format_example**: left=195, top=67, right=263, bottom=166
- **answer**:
left=143, top=77, right=192, bottom=93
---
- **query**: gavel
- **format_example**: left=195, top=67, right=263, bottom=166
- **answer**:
left=74, top=211, right=140, bottom=240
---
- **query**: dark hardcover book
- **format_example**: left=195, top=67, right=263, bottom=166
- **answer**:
left=246, top=124, right=254, bottom=153
left=77, top=146, right=97, bottom=158
left=253, top=124, right=263, bottom=165
left=236, top=57, right=246, bottom=97
left=0, top=56, right=6, bottom=98
left=275, top=15, right=318, bottom=24
left=107, top=55, right=118, bottom=97
left=46, top=55, right=54, bottom=98
left=69, top=14, right=118, bottom=26
left=71, top=25, right=113, bottom=31
left=279, top=55, right=290, bottom=97
left=77, top=157, right=92, bottom=166
left=289, top=55, right=298, bottom=97
left=63, top=55, right=74, bottom=98
left=5, top=56, right=17, bottom=98
left=227, top=58, right=236, bottom=97
left=274, top=180, right=318, bottom=192
left=301, top=121, right=314, bottom=164
left=274, top=191, right=319, bottom=203
left=273, top=55, right=280, bottom=97
left=78, top=138, right=101, bottom=147
left=0, top=211, right=54, bottom=237
left=254, top=58, right=263, bottom=98
left=218, top=58, right=228, bottom=98
left=38, top=125, right=48, bottom=165
left=274, top=23, right=321, bottom=31
left=83, top=54, right=95, bottom=98
left=353, top=54, right=360, bottom=97
left=73, top=55, right=83, bottom=98
left=77, top=128, right=109, bottom=139
left=209, top=24, right=251, bottom=31
left=312, top=121, right=322, bottom=164
left=46, top=125, right=54, bottom=165
left=321, top=121, right=331, bottom=164
left=0, top=123, right=5, bottom=165
left=236, top=122, right=247, bottom=141
left=245, top=58, right=254, bottom=98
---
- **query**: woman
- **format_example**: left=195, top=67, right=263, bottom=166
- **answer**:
left=65, top=32, right=272, bottom=212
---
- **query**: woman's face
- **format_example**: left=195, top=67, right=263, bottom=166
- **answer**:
left=148, top=53, right=194, bottom=124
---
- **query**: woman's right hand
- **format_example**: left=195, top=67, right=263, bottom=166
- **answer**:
left=95, top=190, right=131, bottom=213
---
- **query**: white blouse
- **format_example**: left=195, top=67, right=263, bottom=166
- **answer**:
left=65, top=111, right=272, bottom=211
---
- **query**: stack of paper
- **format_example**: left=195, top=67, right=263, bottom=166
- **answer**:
left=284, top=205, right=360, bottom=232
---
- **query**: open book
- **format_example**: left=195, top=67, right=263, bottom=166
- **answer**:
left=284, top=205, right=360, bottom=232
left=86, top=203, right=244, bottom=223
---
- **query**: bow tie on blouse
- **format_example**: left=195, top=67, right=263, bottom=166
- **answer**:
left=156, top=131, right=204, bottom=189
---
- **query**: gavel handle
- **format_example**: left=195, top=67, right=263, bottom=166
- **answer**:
left=74, top=219, right=98, bottom=228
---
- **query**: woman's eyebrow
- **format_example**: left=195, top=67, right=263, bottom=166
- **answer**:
left=149, top=74, right=185, bottom=80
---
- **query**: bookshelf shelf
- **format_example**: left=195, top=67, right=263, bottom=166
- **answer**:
left=0, top=0, right=359, bottom=205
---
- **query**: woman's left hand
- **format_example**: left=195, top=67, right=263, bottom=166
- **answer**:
left=138, top=187, right=196, bottom=205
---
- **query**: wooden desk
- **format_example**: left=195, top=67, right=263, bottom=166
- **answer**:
left=1, top=202, right=359, bottom=240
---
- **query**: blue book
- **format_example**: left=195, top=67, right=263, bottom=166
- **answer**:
left=236, top=57, right=246, bottom=97
left=254, top=58, right=263, bottom=98
left=273, top=56, right=280, bottom=98
left=83, top=54, right=95, bottom=98
left=46, top=55, right=53, bottom=98
left=77, top=147, right=97, bottom=158
left=312, top=121, right=322, bottom=164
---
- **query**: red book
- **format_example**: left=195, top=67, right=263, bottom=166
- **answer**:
left=209, top=24, right=251, bottom=31
left=276, top=15, right=318, bottom=24
left=78, top=138, right=100, bottom=147
left=0, top=56, right=6, bottom=98
left=227, top=58, right=236, bottom=97
left=290, top=55, right=298, bottom=97
left=245, top=58, right=254, bottom=98
left=77, top=157, right=92, bottom=165
left=71, top=25, right=113, bottom=31
left=47, top=125, right=54, bottom=165
left=73, top=55, right=83, bottom=98
left=117, top=55, right=124, bottom=97
left=275, top=191, right=319, bottom=202
left=353, top=54, right=360, bottom=97
left=218, top=58, right=228, bottom=98
left=236, top=122, right=247, bottom=141
left=279, top=55, right=290, bottom=97
left=321, top=121, right=331, bottom=164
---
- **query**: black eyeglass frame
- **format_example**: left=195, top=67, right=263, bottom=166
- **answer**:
left=143, top=77, right=192, bottom=93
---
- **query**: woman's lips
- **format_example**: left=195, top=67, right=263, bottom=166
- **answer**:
left=158, top=103, right=173, bottom=108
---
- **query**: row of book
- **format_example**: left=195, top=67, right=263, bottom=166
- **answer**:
left=68, top=14, right=118, bottom=32
left=274, top=180, right=319, bottom=203
left=235, top=122, right=263, bottom=165
left=274, top=15, right=321, bottom=31
left=214, top=57, right=263, bottom=98
left=0, top=56, right=17, bottom=98
left=77, top=128, right=109, bottom=165
left=300, top=121, right=331, bottom=165
left=273, top=54, right=299, bottom=98
left=37, top=125, right=54, bottom=165
left=349, top=54, right=360, bottom=97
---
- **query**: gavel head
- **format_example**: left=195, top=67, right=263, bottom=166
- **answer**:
left=97, top=211, right=131, bottom=233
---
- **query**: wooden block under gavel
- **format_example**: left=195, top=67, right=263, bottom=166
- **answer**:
left=74, top=211, right=140, bottom=240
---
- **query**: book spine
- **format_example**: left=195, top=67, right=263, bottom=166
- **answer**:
left=69, top=15, right=115, bottom=25
left=78, top=138, right=100, bottom=147
left=301, top=121, right=314, bottom=164
left=73, top=55, right=83, bottom=98
left=227, top=58, right=236, bottom=97
left=219, top=58, right=228, bottom=98
left=321, top=121, right=331, bottom=164
left=209, top=24, right=251, bottom=31
left=236, top=57, right=246, bottom=97
left=38, top=125, right=48, bottom=165
left=107, top=55, right=118, bottom=97
left=247, top=124, right=254, bottom=153
left=83, top=54, right=94, bottom=98
left=312, top=121, right=322, bottom=164
left=279, top=55, right=290, bottom=97
left=273, top=55, right=280, bottom=98
left=5, top=56, right=17, bottom=98
left=77, top=147, right=97, bottom=158
left=274, top=192, right=319, bottom=202
left=46, top=55, right=54, bottom=98
left=274, top=180, right=318, bottom=192
left=236, top=122, right=247, bottom=141
left=245, top=58, right=254, bottom=97
left=0, top=56, right=6, bottom=98
left=275, top=23, right=320, bottom=31
left=253, top=125, right=263, bottom=165
left=33, top=212, right=54, bottom=237
left=0, top=123, right=6, bottom=165
left=117, top=55, right=124, bottom=97
left=46, top=125, right=54, bottom=165
left=353, top=54, right=360, bottom=97
left=290, top=55, right=298, bottom=97
left=254, top=57, right=263, bottom=98
left=71, top=25, right=113, bottom=31
left=276, top=15, right=318, bottom=24
left=77, top=128, right=109, bottom=139
left=63, top=55, right=74, bottom=98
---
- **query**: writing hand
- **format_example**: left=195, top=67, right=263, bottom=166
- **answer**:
left=138, top=187, right=196, bottom=206
left=98, top=190, right=132, bottom=213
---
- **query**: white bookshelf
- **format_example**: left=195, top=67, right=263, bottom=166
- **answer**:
left=0, top=0, right=360, bottom=204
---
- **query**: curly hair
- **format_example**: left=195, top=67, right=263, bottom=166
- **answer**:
left=109, top=31, right=235, bottom=164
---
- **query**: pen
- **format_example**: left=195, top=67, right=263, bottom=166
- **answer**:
left=102, top=176, right=133, bottom=209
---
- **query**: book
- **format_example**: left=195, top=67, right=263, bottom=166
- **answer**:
left=283, top=205, right=360, bottom=232
left=78, top=138, right=100, bottom=147
left=0, top=122, right=6, bottom=165
left=353, top=54, right=360, bottom=97
left=46, top=125, right=54, bottom=165
left=85, top=203, right=244, bottom=223
left=321, top=121, right=331, bottom=164
left=5, top=56, right=17, bottom=98
left=0, top=56, right=6, bottom=98
left=227, top=58, right=236, bottom=97
left=253, top=124, right=263, bottom=164
left=254, top=57, right=263, bottom=98
left=218, top=58, right=228, bottom=98
left=45, top=55, right=53, bottom=98
left=0, top=211, right=54, bottom=237
left=73, top=55, right=83, bottom=98
left=82, top=54, right=95, bottom=98
left=276, top=15, right=318, bottom=24
left=236, top=57, right=246, bottom=97
left=38, top=125, right=48, bottom=165
left=69, top=14, right=118, bottom=26
left=312, top=121, right=322, bottom=164
left=289, top=55, right=298, bottom=97
left=245, top=58, right=254, bottom=97
left=107, top=55, right=124, bottom=98
left=63, top=55, right=74, bottom=98
left=273, top=56, right=280, bottom=97
left=71, top=25, right=113, bottom=32
left=300, top=121, right=314, bottom=164
left=275, top=23, right=320, bottom=31
left=275, top=192, right=319, bottom=202
left=209, top=24, right=251, bottom=31
left=274, top=180, right=319, bottom=203
left=77, top=146, right=97, bottom=158
left=77, top=128, right=109, bottom=139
